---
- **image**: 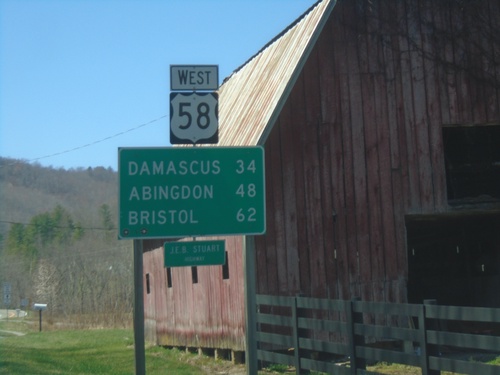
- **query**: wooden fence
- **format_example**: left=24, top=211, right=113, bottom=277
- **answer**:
left=254, top=294, right=500, bottom=375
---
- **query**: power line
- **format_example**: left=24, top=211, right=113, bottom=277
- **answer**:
left=1, top=114, right=168, bottom=167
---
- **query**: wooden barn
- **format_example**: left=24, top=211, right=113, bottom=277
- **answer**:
left=142, top=0, right=500, bottom=352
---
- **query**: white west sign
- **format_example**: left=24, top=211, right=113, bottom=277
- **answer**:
left=170, top=65, right=219, bottom=91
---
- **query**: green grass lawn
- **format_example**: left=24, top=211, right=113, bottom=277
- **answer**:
left=0, top=328, right=206, bottom=375
left=2, top=320, right=499, bottom=375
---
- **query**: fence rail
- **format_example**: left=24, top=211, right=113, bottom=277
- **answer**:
left=254, top=294, right=500, bottom=375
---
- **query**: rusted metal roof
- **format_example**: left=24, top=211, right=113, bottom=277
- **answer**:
left=217, top=0, right=336, bottom=146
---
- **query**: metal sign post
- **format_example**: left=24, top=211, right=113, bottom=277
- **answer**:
left=4, top=282, right=10, bottom=321
left=3, top=282, right=11, bottom=309
left=33, top=304, right=47, bottom=332
left=133, top=240, right=146, bottom=375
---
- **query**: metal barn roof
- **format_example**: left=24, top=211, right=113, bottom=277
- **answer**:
left=216, top=0, right=335, bottom=146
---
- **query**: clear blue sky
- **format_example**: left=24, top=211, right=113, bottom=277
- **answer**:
left=0, top=0, right=316, bottom=171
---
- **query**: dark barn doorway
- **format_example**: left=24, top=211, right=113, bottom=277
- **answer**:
left=406, top=213, right=500, bottom=307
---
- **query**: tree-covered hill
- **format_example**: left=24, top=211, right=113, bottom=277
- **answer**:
left=0, top=157, right=132, bottom=326
left=0, top=157, right=117, bottom=238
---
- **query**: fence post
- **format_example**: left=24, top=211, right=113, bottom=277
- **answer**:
left=347, top=297, right=366, bottom=374
left=418, top=303, right=430, bottom=375
left=292, top=296, right=301, bottom=375
left=422, top=299, right=440, bottom=375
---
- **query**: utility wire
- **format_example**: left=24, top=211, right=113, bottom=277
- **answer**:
left=1, top=114, right=168, bottom=167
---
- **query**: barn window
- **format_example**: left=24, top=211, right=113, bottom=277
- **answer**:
left=222, top=252, right=229, bottom=280
left=146, top=273, right=151, bottom=294
left=443, top=125, right=500, bottom=203
left=406, top=213, right=500, bottom=307
left=166, top=267, right=172, bottom=288
left=191, top=266, right=198, bottom=284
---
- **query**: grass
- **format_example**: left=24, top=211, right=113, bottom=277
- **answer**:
left=2, top=319, right=499, bottom=375
left=0, top=318, right=284, bottom=374
left=488, top=356, right=500, bottom=366
left=0, top=318, right=33, bottom=335
left=0, top=328, right=205, bottom=375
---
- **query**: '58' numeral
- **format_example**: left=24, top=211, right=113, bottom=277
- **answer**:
left=178, top=102, right=211, bottom=129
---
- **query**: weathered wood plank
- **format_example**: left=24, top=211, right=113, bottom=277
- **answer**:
left=367, top=6, right=391, bottom=301
left=351, top=35, right=371, bottom=288
left=301, top=48, right=328, bottom=298
left=299, top=337, right=349, bottom=355
left=287, top=73, right=311, bottom=296
left=301, top=357, right=351, bottom=375
left=426, top=304, right=500, bottom=322
left=441, top=4, right=460, bottom=125
left=329, top=6, right=352, bottom=301
left=486, top=0, right=500, bottom=121
left=410, top=0, right=434, bottom=212
left=427, top=330, right=500, bottom=351
left=422, top=2, right=448, bottom=212
left=356, top=346, right=421, bottom=367
left=369, top=13, right=399, bottom=289
left=378, top=1, right=408, bottom=285
left=317, top=120, right=338, bottom=298
left=357, top=68, right=382, bottom=295
left=256, top=294, right=294, bottom=306
left=398, top=0, right=422, bottom=212
left=277, top=96, right=302, bottom=295
left=261, top=127, right=279, bottom=294
left=316, top=25, right=339, bottom=300
left=257, top=350, right=295, bottom=366
left=269, top=127, right=289, bottom=294
left=256, top=331, right=294, bottom=347
left=298, top=317, right=348, bottom=334
left=342, top=1, right=368, bottom=298
left=452, top=2, right=474, bottom=124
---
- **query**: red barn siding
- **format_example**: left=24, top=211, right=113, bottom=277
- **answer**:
left=143, top=236, right=245, bottom=350
left=255, top=0, right=500, bottom=303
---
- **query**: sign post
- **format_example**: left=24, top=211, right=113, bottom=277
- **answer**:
left=3, top=282, right=11, bottom=321
left=3, top=282, right=11, bottom=307
left=121, top=64, right=266, bottom=375
left=33, top=303, right=47, bottom=332
left=133, top=240, right=146, bottom=375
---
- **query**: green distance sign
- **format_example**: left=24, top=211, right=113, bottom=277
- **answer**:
left=118, top=147, right=265, bottom=239
left=165, top=240, right=225, bottom=267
